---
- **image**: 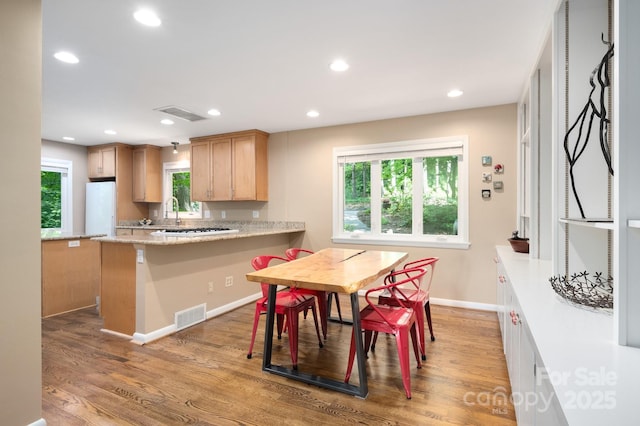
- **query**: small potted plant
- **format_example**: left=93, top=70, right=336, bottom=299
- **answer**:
left=508, top=230, right=529, bottom=253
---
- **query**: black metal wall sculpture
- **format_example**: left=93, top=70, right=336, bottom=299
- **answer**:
left=563, top=35, right=614, bottom=219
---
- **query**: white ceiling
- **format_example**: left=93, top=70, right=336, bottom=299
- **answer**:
left=42, top=0, right=559, bottom=147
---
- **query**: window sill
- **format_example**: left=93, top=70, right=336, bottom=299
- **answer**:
left=332, top=235, right=471, bottom=250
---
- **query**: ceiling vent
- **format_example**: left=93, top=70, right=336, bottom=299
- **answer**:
left=154, top=105, right=208, bottom=122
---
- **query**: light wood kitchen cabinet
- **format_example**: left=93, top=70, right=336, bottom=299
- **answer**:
left=133, top=145, right=162, bottom=202
left=101, top=242, right=136, bottom=336
left=41, top=238, right=100, bottom=317
left=88, top=145, right=116, bottom=179
left=189, top=129, right=268, bottom=201
left=87, top=143, right=149, bottom=222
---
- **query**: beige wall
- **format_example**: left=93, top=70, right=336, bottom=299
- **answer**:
left=0, top=0, right=43, bottom=424
left=137, top=233, right=299, bottom=334
left=266, top=104, right=518, bottom=304
left=41, top=139, right=89, bottom=234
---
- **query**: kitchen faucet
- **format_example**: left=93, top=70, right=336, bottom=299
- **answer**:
left=165, top=196, right=181, bottom=225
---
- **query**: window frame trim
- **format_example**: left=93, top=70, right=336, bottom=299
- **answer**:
left=41, top=157, right=73, bottom=232
left=163, top=160, right=202, bottom=219
left=332, top=136, right=470, bottom=249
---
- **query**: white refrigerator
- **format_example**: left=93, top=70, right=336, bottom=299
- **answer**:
left=85, top=181, right=116, bottom=236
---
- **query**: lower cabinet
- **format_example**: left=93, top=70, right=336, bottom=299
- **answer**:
left=100, top=242, right=136, bottom=336
left=41, top=238, right=100, bottom=317
left=496, top=252, right=566, bottom=425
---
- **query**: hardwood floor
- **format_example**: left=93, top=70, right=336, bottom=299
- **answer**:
left=42, top=299, right=516, bottom=425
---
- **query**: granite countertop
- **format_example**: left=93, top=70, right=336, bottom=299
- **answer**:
left=41, top=231, right=106, bottom=241
left=95, top=221, right=305, bottom=246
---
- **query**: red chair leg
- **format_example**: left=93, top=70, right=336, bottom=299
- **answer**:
left=344, top=329, right=357, bottom=383
left=425, top=301, right=435, bottom=341
left=330, top=292, right=344, bottom=323
left=277, top=313, right=285, bottom=339
left=371, top=331, right=378, bottom=352
left=410, top=323, right=423, bottom=368
left=247, top=305, right=262, bottom=359
left=317, top=291, right=328, bottom=339
left=308, top=304, right=324, bottom=348
left=413, top=304, right=427, bottom=360
left=363, top=330, right=373, bottom=356
left=395, top=328, right=413, bottom=399
left=286, top=309, right=299, bottom=369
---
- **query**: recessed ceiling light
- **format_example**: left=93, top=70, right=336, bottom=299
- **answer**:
left=207, top=109, right=221, bottom=116
left=104, top=129, right=117, bottom=135
left=329, top=59, right=349, bottom=72
left=54, top=51, right=79, bottom=64
left=62, top=136, right=75, bottom=141
left=134, top=9, right=161, bottom=27
left=447, top=89, right=464, bottom=98
left=306, top=110, right=320, bottom=118
left=160, top=119, right=174, bottom=125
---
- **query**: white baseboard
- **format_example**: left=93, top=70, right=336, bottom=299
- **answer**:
left=130, top=292, right=264, bottom=345
left=29, top=418, right=47, bottom=426
left=430, top=297, right=498, bottom=312
left=119, top=289, right=498, bottom=345
left=357, top=289, right=497, bottom=312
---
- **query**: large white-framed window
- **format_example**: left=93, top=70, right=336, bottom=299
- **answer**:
left=163, top=161, right=202, bottom=219
left=333, top=136, right=469, bottom=249
left=41, top=158, right=72, bottom=232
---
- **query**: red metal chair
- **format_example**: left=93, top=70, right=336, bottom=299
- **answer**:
left=247, top=255, right=323, bottom=369
left=372, top=257, right=439, bottom=360
left=345, top=267, right=425, bottom=399
left=284, top=248, right=343, bottom=339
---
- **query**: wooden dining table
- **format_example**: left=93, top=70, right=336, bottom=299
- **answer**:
left=245, top=247, right=408, bottom=398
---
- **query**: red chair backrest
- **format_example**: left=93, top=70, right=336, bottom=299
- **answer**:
left=285, top=248, right=314, bottom=260
left=366, top=267, right=427, bottom=327
left=394, top=257, right=438, bottom=292
left=251, top=255, right=289, bottom=297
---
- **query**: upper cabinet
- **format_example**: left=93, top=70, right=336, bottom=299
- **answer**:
left=189, top=129, right=269, bottom=201
left=88, top=145, right=116, bottom=179
left=132, top=145, right=162, bottom=202
left=86, top=143, right=148, bottom=221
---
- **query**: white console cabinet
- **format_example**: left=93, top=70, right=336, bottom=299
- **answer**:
left=495, top=246, right=640, bottom=425
left=496, top=250, right=565, bottom=425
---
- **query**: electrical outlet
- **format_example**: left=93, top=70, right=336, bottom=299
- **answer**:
left=225, top=276, right=233, bottom=287
left=221, top=210, right=226, bottom=219
left=204, top=210, right=211, bottom=219
left=252, top=210, right=259, bottom=219
left=152, top=209, right=158, bottom=217
left=208, top=282, right=214, bottom=293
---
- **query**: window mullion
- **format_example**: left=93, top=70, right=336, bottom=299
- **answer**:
left=335, top=162, right=345, bottom=233
left=412, top=157, right=423, bottom=235
left=370, top=160, right=382, bottom=234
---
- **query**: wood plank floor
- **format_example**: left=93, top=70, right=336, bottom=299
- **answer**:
left=42, top=299, right=516, bottom=425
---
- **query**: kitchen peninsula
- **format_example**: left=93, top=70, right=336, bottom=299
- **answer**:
left=92, top=221, right=305, bottom=344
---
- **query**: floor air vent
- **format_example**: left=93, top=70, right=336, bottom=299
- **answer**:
left=175, top=303, right=206, bottom=331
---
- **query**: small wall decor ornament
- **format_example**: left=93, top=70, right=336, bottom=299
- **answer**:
left=494, top=163, right=504, bottom=174
left=481, top=156, right=492, bottom=166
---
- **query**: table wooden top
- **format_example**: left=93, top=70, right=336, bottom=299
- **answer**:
left=245, top=248, right=408, bottom=294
